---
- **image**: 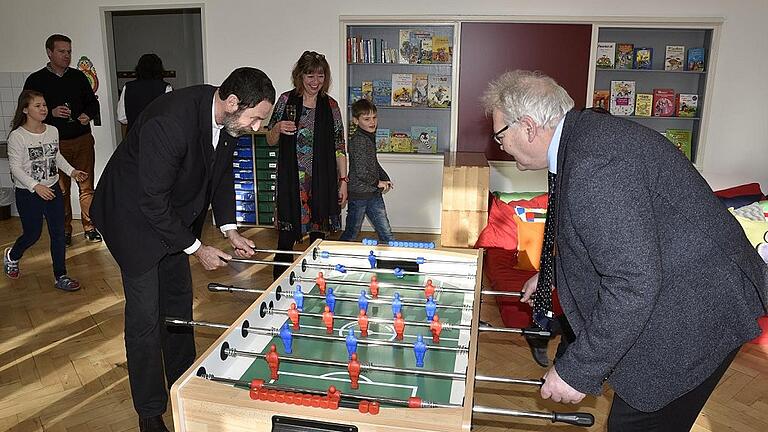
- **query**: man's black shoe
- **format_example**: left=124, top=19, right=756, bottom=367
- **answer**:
left=530, top=345, right=550, bottom=367
left=139, top=415, right=170, bottom=432
left=84, top=230, right=102, bottom=242
left=65, top=233, right=72, bottom=247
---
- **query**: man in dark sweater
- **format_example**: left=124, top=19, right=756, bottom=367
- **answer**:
left=339, top=99, right=394, bottom=243
left=24, top=34, right=101, bottom=245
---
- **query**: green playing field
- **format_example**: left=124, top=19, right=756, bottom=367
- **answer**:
left=237, top=270, right=473, bottom=406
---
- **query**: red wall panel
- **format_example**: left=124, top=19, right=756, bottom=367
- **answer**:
left=457, top=22, right=592, bottom=160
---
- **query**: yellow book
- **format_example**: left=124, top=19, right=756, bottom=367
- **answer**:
left=635, top=93, right=653, bottom=117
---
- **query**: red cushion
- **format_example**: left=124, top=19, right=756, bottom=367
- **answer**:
left=484, top=248, right=563, bottom=328
left=475, top=194, right=549, bottom=250
left=713, top=183, right=765, bottom=199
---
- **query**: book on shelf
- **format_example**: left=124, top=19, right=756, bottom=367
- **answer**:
left=412, top=73, right=429, bottom=107
left=411, top=126, right=438, bottom=154
left=372, top=80, right=391, bottom=106
left=652, top=88, right=676, bottom=117
left=634, top=47, right=653, bottom=70
left=687, top=47, right=705, bottom=71
left=676, top=94, right=699, bottom=117
left=398, top=30, right=419, bottom=64
left=376, top=128, right=391, bottom=152
left=414, top=30, right=433, bottom=64
left=596, top=42, right=616, bottom=68
left=609, top=80, right=635, bottom=116
left=592, top=90, right=610, bottom=110
left=427, top=74, right=451, bottom=108
left=615, top=43, right=634, bottom=69
left=349, top=87, right=363, bottom=104
left=391, top=73, right=413, bottom=107
left=432, top=35, right=451, bottom=63
left=390, top=132, right=413, bottom=153
left=664, top=45, right=685, bottom=71
left=362, top=81, right=373, bottom=101
left=635, top=93, right=653, bottom=117
left=665, top=129, right=692, bottom=160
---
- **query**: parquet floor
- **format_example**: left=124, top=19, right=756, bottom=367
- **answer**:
left=0, top=215, right=766, bottom=431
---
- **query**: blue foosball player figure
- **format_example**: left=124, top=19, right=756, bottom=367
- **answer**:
left=345, top=328, right=358, bottom=359
left=368, top=251, right=377, bottom=269
left=326, top=287, right=336, bottom=313
left=358, top=290, right=369, bottom=313
left=425, top=296, right=437, bottom=322
left=294, top=285, right=304, bottom=311
left=413, top=334, right=427, bottom=367
left=392, top=292, right=403, bottom=317
left=279, top=323, right=293, bottom=354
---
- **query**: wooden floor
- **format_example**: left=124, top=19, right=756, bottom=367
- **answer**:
left=0, top=216, right=766, bottom=432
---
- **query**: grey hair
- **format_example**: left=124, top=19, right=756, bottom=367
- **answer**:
left=482, top=70, right=574, bottom=129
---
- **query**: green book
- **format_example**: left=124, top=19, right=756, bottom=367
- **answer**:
left=665, top=129, right=692, bottom=160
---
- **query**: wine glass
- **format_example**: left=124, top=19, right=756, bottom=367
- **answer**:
left=64, top=102, right=75, bottom=123
left=285, top=105, right=297, bottom=123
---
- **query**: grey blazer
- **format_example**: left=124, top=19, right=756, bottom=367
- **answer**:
left=552, top=109, right=767, bottom=411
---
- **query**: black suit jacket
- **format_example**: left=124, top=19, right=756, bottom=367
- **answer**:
left=92, top=85, right=237, bottom=276
left=552, top=109, right=768, bottom=411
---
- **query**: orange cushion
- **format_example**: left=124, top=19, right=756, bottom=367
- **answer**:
left=513, top=214, right=546, bottom=271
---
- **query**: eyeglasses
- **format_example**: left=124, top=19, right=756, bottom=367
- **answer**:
left=491, top=124, right=509, bottom=145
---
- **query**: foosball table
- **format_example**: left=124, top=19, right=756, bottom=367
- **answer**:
left=169, top=240, right=593, bottom=431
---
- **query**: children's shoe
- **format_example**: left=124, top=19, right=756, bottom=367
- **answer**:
left=84, top=230, right=102, bottom=242
left=55, top=275, right=81, bottom=292
left=4, top=248, right=19, bottom=279
left=64, top=233, right=72, bottom=247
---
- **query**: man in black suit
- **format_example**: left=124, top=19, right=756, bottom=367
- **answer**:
left=482, top=70, right=767, bottom=431
left=91, top=67, right=275, bottom=432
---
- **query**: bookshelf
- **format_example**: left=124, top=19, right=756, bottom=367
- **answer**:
left=591, top=26, right=717, bottom=165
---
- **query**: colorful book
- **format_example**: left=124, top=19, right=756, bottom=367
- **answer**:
left=372, top=80, right=391, bottom=106
left=411, top=126, right=438, bottom=154
left=592, top=90, right=610, bottom=110
left=390, top=132, right=413, bottom=153
left=427, top=75, right=451, bottom=108
left=398, top=30, right=412, bottom=64
left=635, top=93, right=653, bottom=117
left=596, top=42, right=616, bottom=68
left=391, top=73, right=413, bottom=107
left=412, top=73, right=429, bottom=107
left=615, top=43, right=634, bottom=69
left=414, top=30, right=433, bottom=64
left=652, top=88, right=676, bottom=117
left=349, top=86, right=363, bottom=104
left=361, top=81, right=373, bottom=101
left=664, top=45, right=685, bottom=71
left=687, top=47, right=705, bottom=71
left=665, top=129, right=692, bottom=160
left=432, top=35, right=451, bottom=63
left=634, top=47, right=653, bottom=70
left=609, top=80, right=635, bottom=116
left=375, top=128, right=391, bottom=153
left=676, top=94, right=699, bottom=117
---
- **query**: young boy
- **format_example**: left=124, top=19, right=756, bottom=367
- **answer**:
left=340, top=99, right=394, bottom=243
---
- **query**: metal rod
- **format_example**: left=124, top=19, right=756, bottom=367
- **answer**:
left=479, top=325, right=551, bottom=337
left=305, top=262, right=476, bottom=279
left=472, top=405, right=594, bottom=427
left=251, top=248, right=303, bottom=256
left=226, top=346, right=466, bottom=379
left=294, top=276, right=474, bottom=294
left=165, top=318, right=230, bottom=330
left=227, top=258, right=293, bottom=267
left=474, top=375, right=543, bottom=386
left=317, top=249, right=477, bottom=266
left=480, top=290, right=523, bottom=297
left=271, top=307, right=468, bottom=331
left=208, top=283, right=265, bottom=295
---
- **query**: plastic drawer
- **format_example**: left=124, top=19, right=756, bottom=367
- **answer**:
left=234, top=190, right=254, bottom=201
left=234, top=181, right=255, bottom=191
left=257, top=181, right=276, bottom=191
left=258, top=212, right=275, bottom=225
left=233, top=169, right=254, bottom=180
left=233, top=147, right=253, bottom=158
left=235, top=201, right=256, bottom=212
left=256, top=170, right=277, bottom=181
left=257, top=191, right=275, bottom=202
left=258, top=201, right=275, bottom=213
left=232, top=159, right=253, bottom=170
left=255, top=147, right=278, bottom=159
left=256, top=159, right=278, bottom=170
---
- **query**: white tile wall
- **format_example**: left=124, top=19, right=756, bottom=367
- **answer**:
left=0, top=71, right=30, bottom=140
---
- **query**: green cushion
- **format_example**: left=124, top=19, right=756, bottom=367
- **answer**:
left=493, top=191, right=546, bottom=204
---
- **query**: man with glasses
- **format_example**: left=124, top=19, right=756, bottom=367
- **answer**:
left=482, top=70, right=767, bottom=431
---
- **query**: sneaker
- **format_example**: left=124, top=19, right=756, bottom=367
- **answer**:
left=65, top=233, right=72, bottom=247
left=84, top=230, right=102, bottom=242
left=4, top=248, right=19, bottom=279
left=55, top=275, right=81, bottom=292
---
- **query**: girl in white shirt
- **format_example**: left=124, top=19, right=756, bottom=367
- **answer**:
left=4, top=90, right=87, bottom=291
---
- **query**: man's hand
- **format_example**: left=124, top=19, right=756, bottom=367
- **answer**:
left=338, top=181, right=348, bottom=207
left=71, top=170, right=88, bottom=182
left=77, top=113, right=90, bottom=125
left=226, top=229, right=255, bottom=258
left=33, top=184, right=55, bottom=200
left=541, top=366, right=586, bottom=404
left=52, top=105, right=70, bottom=119
left=521, top=272, right=540, bottom=304
left=378, top=180, right=393, bottom=193
left=193, top=245, right=231, bottom=270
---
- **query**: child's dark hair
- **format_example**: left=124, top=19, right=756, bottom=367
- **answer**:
left=351, top=98, right=377, bottom=118
left=10, top=90, right=45, bottom=133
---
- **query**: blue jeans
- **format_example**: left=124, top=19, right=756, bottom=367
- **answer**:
left=10, top=183, right=67, bottom=278
left=340, top=194, right=393, bottom=242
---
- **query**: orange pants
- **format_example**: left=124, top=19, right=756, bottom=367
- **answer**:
left=58, top=133, right=95, bottom=234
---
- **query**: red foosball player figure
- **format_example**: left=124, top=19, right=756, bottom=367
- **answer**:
left=430, top=314, right=443, bottom=343
left=358, top=309, right=369, bottom=337
left=348, top=353, right=361, bottom=389
left=322, top=305, right=334, bottom=334
left=394, top=312, right=405, bottom=340
left=266, top=345, right=280, bottom=380
left=287, top=302, right=300, bottom=330
left=424, top=279, right=435, bottom=299
left=369, top=275, right=379, bottom=299
left=316, top=271, right=327, bottom=295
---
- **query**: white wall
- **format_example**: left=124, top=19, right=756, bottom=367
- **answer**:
left=0, top=0, right=765, bottom=213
